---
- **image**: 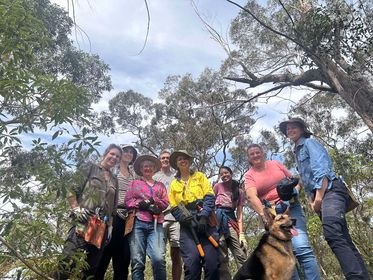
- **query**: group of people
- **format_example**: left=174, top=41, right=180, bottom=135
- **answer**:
left=55, top=118, right=370, bottom=280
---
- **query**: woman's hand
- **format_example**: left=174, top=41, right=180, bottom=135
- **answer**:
left=310, top=199, right=322, bottom=213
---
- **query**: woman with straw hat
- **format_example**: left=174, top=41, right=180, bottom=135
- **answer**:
left=125, top=154, right=168, bottom=280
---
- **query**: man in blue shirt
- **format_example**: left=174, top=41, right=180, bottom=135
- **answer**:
left=280, top=118, right=370, bottom=280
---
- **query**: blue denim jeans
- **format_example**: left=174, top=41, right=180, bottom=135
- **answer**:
left=290, top=202, right=321, bottom=280
left=129, top=218, right=166, bottom=280
left=322, top=179, right=370, bottom=280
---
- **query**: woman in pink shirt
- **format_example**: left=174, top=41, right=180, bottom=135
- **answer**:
left=214, top=166, right=247, bottom=280
left=125, top=155, right=169, bottom=280
left=244, top=144, right=321, bottom=280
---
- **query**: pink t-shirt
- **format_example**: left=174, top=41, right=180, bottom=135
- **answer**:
left=244, top=160, right=292, bottom=202
left=213, top=182, right=246, bottom=209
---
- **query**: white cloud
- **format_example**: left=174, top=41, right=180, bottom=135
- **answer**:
left=48, top=0, right=306, bottom=149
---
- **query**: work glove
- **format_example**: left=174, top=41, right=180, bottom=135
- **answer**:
left=71, top=206, right=90, bottom=223
left=148, top=204, right=162, bottom=215
left=171, top=206, right=190, bottom=222
left=197, top=215, right=208, bottom=233
left=138, top=198, right=153, bottom=210
left=117, top=208, right=128, bottom=220
left=276, top=177, right=299, bottom=201
left=275, top=200, right=290, bottom=214
left=239, top=233, right=248, bottom=251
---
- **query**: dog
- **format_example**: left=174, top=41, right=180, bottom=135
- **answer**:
left=233, top=207, right=298, bottom=280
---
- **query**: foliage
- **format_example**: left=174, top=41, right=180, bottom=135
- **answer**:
left=0, top=0, right=111, bottom=277
left=223, top=0, right=373, bottom=131
left=102, top=68, right=257, bottom=177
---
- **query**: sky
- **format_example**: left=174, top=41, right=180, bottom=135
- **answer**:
left=50, top=0, right=301, bottom=152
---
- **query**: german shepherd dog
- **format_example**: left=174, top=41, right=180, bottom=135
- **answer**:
left=233, top=208, right=298, bottom=280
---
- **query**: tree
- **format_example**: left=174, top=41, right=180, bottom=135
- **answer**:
left=101, top=68, right=258, bottom=177
left=0, top=0, right=111, bottom=277
left=221, top=0, right=373, bottom=132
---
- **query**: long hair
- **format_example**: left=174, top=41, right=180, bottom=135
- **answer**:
left=219, top=166, right=239, bottom=203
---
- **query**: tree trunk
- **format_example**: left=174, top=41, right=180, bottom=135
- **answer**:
left=317, top=58, right=373, bottom=133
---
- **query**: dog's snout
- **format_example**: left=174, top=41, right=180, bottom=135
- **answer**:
left=291, top=218, right=297, bottom=226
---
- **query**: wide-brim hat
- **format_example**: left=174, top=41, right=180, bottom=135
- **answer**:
left=133, top=155, right=161, bottom=176
left=169, top=150, right=193, bottom=170
left=279, top=118, right=313, bottom=138
left=120, top=144, right=138, bottom=164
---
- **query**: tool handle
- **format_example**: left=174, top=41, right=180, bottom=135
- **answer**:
left=189, top=225, right=205, bottom=257
left=207, top=235, right=219, bottom=248
left=196, top=244, right=205, bottom=257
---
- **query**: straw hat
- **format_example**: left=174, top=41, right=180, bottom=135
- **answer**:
left=169, top=150, right=193, bottom=170
left=133, top=155, right=161, bottom=176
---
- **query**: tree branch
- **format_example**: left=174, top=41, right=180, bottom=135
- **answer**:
left=0, top=236, right=53, bottom=280
left=225, top=68, right=334, bottom=91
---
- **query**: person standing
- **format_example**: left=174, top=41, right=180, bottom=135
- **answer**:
left=169, top=150, right=219, bottom=280
left=125, top=155, right=169, bottom=280
left=153, top=150, right=182, bottom=280
left=245, top=143, right=321, bottom=280
left=56, top=144, right=122, bottom=280
left=96, top=144, right=137, bottom=280
left=214, top=166, right=247, bottom=280
left=280, top=118, right=370, bottom=280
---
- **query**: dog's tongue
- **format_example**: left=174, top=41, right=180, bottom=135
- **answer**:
left=291, top=226, right=298, bottom=236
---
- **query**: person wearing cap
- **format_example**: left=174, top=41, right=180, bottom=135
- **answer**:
left=280, top=118, right=370, bottom=279
left=125, top=154, right=168, bottom=280
left=245, top=143, right=321, bottom=280
left=96, top=144, right=137, bottom=280
left=214, top=166, right=247, bottom=280
left=55, top=144, right=122, bottom=280
left=168, top=150, right=219, bottom=280
left=153, top=150, right=182, bottom=280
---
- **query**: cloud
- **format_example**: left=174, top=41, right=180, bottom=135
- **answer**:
left=52, top=0, right=235, bottom=97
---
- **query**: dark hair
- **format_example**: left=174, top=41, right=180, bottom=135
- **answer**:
left=219, top=166, right=239, bottom=203
left=102, top=144, right=122, bottom=159
left=219, top=165, right=233, bottom=175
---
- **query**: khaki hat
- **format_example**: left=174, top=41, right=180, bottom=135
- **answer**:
left=279, top=118, right=313, bottom=138
left=133, top=155, right=161, bottom=176
left=120, top=144, right=138, bottom=164
left=169, top=150, right=193, bottom=170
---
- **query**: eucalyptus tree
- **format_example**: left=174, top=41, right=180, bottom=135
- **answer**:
left=103, top=68, right=257, bottom=177
left=222, top=0, right=373, bottom=132
left=0, top=0, right=111, bottom=277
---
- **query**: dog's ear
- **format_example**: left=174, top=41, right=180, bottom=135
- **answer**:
left=263, top=206, right=276, bottom=223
